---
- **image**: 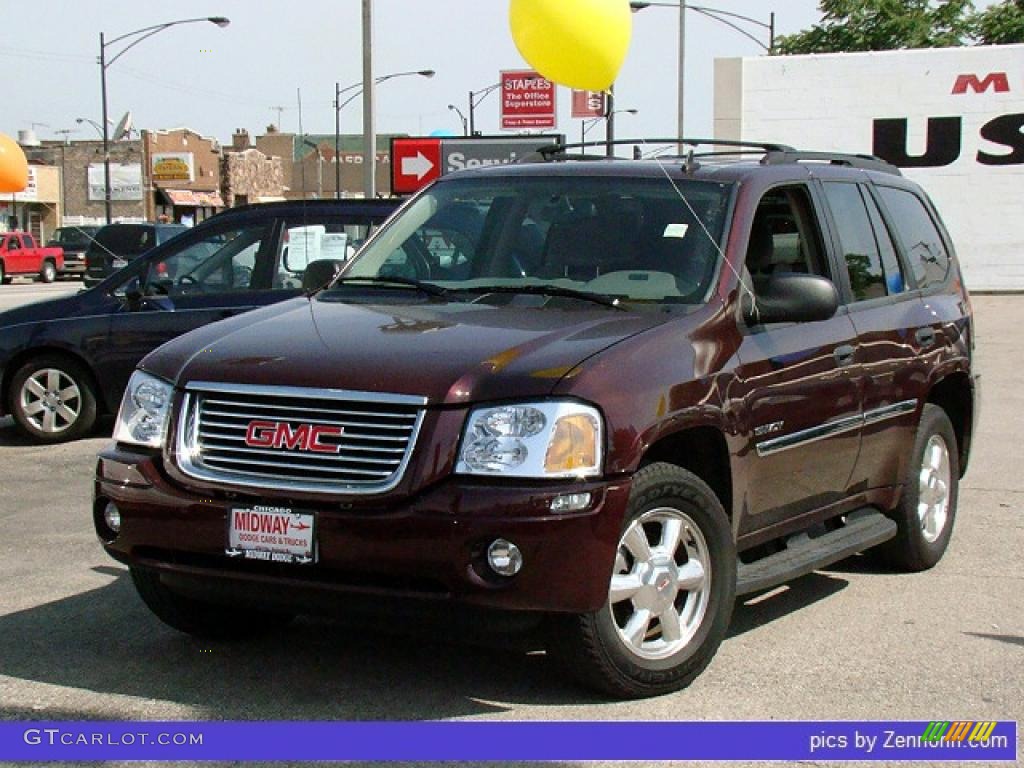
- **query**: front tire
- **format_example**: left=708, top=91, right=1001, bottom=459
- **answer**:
left=877, top=404, right=959, bottom=571
left=9, top=355, right=98, bottom=443
left=131, top=567, right=294, bottom=640
left=39, top=260, right=57, bottom=283
left=548, top=463, right=736, bottom=698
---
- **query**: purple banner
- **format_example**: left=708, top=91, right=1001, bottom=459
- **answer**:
left=0, top=720, right=1016, bottom=761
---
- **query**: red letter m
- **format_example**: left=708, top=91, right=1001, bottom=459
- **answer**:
left=952, top=72, right=1010, bottom=95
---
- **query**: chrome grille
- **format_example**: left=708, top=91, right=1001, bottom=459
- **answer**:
left=176, top=382, right=426, bottom=494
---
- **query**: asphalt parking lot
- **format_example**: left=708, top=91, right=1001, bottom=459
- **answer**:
left=0, top=282, right=1020, bottom=765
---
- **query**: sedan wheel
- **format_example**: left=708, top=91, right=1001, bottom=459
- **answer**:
left=10, top=356, right=98, bottom=443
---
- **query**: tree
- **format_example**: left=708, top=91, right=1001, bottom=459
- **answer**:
left=775, top=0, right=975, bottom=54
left=972, top=0, right=1024, bottom=44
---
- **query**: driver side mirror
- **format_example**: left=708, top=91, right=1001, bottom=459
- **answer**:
left=302, top=259, right=345, bottom=292
left=743, top=273, right=839, bottom=326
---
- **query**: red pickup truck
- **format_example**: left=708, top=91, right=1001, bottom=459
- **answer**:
left=0, top=232, right=64, bottom=284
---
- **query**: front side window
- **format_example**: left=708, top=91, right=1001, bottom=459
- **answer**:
left=877, top=186, right=951, bottom=290
left=142, top=223, right=271, bottom=296
left=344, top=176, right=733, bottom=305
left=744, top=185, right=830, bottom=280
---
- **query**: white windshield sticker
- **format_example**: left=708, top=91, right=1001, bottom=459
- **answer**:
left=663, top=223, right=689, bottom=239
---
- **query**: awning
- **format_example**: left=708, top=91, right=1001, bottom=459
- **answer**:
left=161, top=189, right=224, bottom=207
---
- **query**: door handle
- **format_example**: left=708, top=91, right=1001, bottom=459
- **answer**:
left=833, top=345, right=856, bottom=367
left=915, top=327, right=937, bottom=347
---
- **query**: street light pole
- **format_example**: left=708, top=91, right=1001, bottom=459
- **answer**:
left=362, top=0, right=376, bottom=199
left=100, top=31, right=111, bottom=223
left=630, top=1, right=773, bottom=145
left=334, top=70, right=434, bottom=198
left=98, top=16, right=230, bottom=223
left=448, top=104, right=468, bottom=136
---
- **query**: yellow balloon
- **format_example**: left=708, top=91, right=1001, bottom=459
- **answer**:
left=0, top=133, right=28, bottom=194
left=510, top=0, right=632, bottom=92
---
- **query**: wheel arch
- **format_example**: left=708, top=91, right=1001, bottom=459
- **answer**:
left=2, top=347, right=107, bottom=416
left=926, top=371, right=973, bottom=477
left=638, top=425, right=733, bottom=521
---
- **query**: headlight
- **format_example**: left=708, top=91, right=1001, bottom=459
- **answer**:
left=456, top=401, right=603, bottom=478
left=113, top=370, right=174, bottom=448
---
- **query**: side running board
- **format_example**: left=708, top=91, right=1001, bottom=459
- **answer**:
left=736, top=510, right=898, bottom=596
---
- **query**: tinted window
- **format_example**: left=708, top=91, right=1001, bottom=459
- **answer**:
left=877, top=186, right=950, bottom=290
left=863, top=191, right=906, bottom=296
left=50, top=227, right=97, bottom=246
left=347, top=177, right=733, bottom=304
left=824, top=182, right=886, bottom=301
left=90, top=226, right=154, bottom=257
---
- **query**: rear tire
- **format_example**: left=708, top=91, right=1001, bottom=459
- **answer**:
left=39, top=260, right=57, bottom=283
left=9, top=355, right=98, bottom=443
left=131, top=567, right=294, bottom=640
left=876, top=404, right=959, bottom=571
left=548, top=463, right=736, bottom=698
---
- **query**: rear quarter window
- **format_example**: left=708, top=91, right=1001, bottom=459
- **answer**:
left=876, top=186, right=951, bottom=290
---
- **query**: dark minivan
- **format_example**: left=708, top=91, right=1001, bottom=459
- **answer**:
left=95, top=141, right=978, bottom=698
left=83, top=223, right=188, bottom=286
left=0, top=199, right=399, bottom=442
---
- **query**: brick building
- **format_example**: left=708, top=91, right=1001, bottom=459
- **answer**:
left=221, top=129, right=285, bottom=207
left=143, top=127, right=223, bottom=224
left=25, top=140, right=145, bottom=224
left=0, top=164, right=62, bottom=241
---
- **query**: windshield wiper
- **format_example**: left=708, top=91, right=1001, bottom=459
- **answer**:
left=331, top=275, right=448, bottom=298
left=449, top=284, right=625, bottom=310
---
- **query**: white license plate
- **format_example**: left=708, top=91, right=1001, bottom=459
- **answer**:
left=111, top=258, right=128, bottom=268
left=226, top=505, right=316, bottom=564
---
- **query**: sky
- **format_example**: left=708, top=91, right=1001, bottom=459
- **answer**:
left=4, top=1, right=827, bottom=146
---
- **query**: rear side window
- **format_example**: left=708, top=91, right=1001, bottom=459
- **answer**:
left=91, top=226, right=153, bottom=256
left=877, top=186, right=951, bottom=290
left=824, top=182, right=887, bottom=301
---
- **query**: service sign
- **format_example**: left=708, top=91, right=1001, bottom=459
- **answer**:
left=501, top=69, right=557, bottom=130
left=227, top=505, right=316, bottom=565
left=391, top=135, right=563, bottom=195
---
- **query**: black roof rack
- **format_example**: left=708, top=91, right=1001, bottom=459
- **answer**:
left=762, top=150, right=902, bottom=176
left=535, top=137, right=795, bottom=160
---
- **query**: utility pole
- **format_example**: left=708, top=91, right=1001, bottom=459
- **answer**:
left=362, top=0, right=376, bottom=199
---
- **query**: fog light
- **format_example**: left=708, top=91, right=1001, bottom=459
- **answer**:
left=550, top=492, right=592, bottom=513
left=103, top=502, right=121, bottom=534
left=487, top=539, right=523, bottom=577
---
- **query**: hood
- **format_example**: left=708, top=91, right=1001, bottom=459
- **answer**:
left=143, top=295, right=666, bottom=404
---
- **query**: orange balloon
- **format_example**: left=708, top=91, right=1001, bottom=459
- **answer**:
left=0, top=132, right=29, bottom=193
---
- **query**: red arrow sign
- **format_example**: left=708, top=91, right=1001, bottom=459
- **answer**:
left=391, top=138, right=441, bottom=195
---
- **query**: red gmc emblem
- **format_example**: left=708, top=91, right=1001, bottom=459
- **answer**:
left=244, top=421, right=344, bottom=454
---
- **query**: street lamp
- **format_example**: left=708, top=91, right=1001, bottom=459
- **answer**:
left=333, top=69, right=434, bottom=198
left=98, top=16, right=230, bottom=223
left=75, top=117, right=108, bottom=139
left=448, top=104, right=468, bottom=137
left=467, top=74, right=538, bottom=136
left=582, top=108, right=638, bottom=145
left=630, top=2, right=773, bottom=144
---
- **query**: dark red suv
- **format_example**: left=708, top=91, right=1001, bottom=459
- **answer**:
left=94, top=140, right=978, bottom=698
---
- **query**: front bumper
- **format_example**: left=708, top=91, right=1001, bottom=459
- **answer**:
left=95, top=445, right=632, bottom=615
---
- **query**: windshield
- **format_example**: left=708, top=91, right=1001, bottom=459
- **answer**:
left=342, top=176, right=733, bottom=305
left=50, top=227, right=98, bottom=246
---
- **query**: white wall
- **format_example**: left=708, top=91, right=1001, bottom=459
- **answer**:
left=714, top=45, right=1024, bottom=291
